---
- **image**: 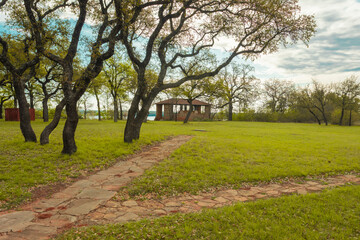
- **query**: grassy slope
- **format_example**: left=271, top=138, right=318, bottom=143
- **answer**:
left=128, top=121, right=360, bottom=196
left=58, top=185, right=360, bottom=240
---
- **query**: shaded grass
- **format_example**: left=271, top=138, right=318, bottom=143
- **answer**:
left=57, top=185, right=360, bottom=240
left=128, top=122, right=360, bottom=196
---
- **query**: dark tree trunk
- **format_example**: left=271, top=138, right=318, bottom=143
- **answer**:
left=119, top=99, right=123, bottom=120
left=308, top=109, right=321, bottom=125
left=62, top=100, right=78, bottom=154
left=13, top=79, right=37, bottom=142
left=349, top=110, right=352, bottom=126
left=183, top=100, right=193, bottom=124
left=14, top=95, right=18, bottom=108
left=29, top=90, right=34, bottom=109
left=339, top=107, right=344, bottom=126
left=94, top=88, right=101, bottom=121
left=40, top=99, right=66, bottom=145
left=228, top=100, right=233, bottom=121
left=42, top=97, right=49, bottom=122
left=322, top=113, right=328, bottom=126
left=0, top=101, right=3, bottom=119
left=124, top=92, right=152, bottom=143
left=113, top=95, right=118, bottom=122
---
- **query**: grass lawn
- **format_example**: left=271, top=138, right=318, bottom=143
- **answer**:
left=1, top=120, right=360, bottom=209
left=128, top=121, right=360, bottom=197
left=0, top=120, right=191, bottom=209
left=57, top=185, right=360, bottom=240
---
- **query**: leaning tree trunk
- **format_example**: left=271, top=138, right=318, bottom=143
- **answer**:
left=42, top=97, right=49, bottom=122
left=339, top=107, right=345, bottom=126
left=183, top=100, right=193, bottom=124
left=113, top=95, right=118, bottom=122
left=62, top=100, right=79, bottom=154
left=308, top=109, right=321, bottom=125
left=40, top=99, right=66, bottom=145
left=228, top=100, right=233, bottom=121
left=13, top=78, right=37, bottom=142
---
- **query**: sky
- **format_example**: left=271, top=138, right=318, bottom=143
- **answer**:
left=248, top=0, right=360, bottom=85
left=1, top=0, right=359, bottom=87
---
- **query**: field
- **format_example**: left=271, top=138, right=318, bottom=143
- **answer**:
left=58, top=185, right=360, bottom=240
left=1, top=120, right=360, bottom=239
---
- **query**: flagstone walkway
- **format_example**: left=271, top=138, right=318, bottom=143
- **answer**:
left=0, top=135, right=359, bottom=240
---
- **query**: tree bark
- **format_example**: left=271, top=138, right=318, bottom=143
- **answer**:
left=339, top=107, right=344, bottom=126
left=124, top=92, right=152, bottom=142
left=42, top=97, right=49, bottom=122
left=119, top=99, right=123, bottom=120
left=29, top=89, right=34, bottom=109
left=228, top=100, right=233, bottom=121
left=61, top=100, right=78, bottom=154
left=113, top=95, right=118, bottom=122
left=40, top=99, right=66, bottom=145
left=0, top=97, right=9, bottom=119
left=349, top=110, right=352, bottom=126
left=14, top=95, right=18, bottom=108
left=183, top=100, right=193, bottom=124
left=13, top=78, right=37, bottom=142
left=0, top=101, right=3, bottom=119
left=94, top=88, right=101, bottom=121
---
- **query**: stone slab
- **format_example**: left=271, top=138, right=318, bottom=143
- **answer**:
left=0, top=211, right=35, bottom=233
left=76, top=188, right=116, bottom=200
left=63, top=199, right=104, bottom=216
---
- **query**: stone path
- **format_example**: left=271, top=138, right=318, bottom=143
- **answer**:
left=78, top=174, right=360, bottom=225
left=0, top=134, right=359, bottom=240
left=0, top=135, right=193, bottom=240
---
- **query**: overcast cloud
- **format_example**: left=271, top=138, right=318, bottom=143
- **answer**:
left=251, top=0, right=360, bottom=85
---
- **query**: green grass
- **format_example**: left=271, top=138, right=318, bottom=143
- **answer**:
left=127, top=121, right=360, bottom=197
left=1, top=120, right=360, bottom=209
left=0, top=119, right=192, bottom=209
left=57, top=185, right=360, bottom=240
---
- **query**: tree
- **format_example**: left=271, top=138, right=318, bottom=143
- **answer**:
left=0, top=34, right=39, bottom=142
left=34, top=61, right=62, bottom=122
left=89, top=74, right=105, bottom=121
left=103, top=54, right=134, bottom=122
left=119, top=0, right=316, bottom=142
left=264, top=79, right=295, bottom=113
left=216, top=64, right=258, bottom=121
left=0, top=80, right=12, bottom=119
left=292, top=86, right=322, bottom=125
left=333, top=76, right=360, bottom=126
left=312, top=80, right=331, bottom=126
left=24, top=0, right=126, bottom=153
left=21, top=0, right=316, bottom=152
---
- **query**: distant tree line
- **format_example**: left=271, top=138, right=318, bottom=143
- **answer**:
left=213, top=76, right=360, bottom=126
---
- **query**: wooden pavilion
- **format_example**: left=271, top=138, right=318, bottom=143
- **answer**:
left=155, top=98, right=211, bottom=121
